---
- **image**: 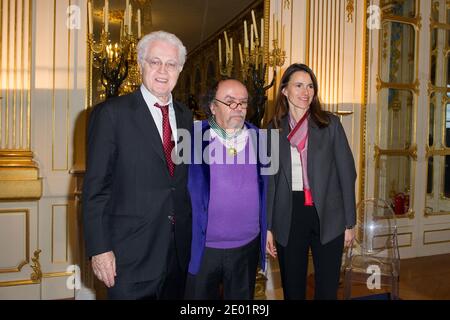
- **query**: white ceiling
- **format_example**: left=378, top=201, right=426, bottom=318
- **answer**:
left=103, top=0, right=257, bottom=52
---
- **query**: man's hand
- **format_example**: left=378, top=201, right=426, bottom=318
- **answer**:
left=266, top=230, right=277, bottom=258
left=344, top=228, right=355, bottom=248
left=91, top=251, right=116, bottom=288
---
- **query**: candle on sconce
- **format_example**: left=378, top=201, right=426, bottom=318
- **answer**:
left=128, top=4, right=133, bottom=35
left=253, top=24, right=258, bottom=47
left=125, top=0, right=129, bottom=29
left=238, top=43, right=243, bottom=65
left=124, top=4, right=129, bottom=30
left=104, top=0, right=109, bottom=33
left=281, top=25, right=285, bottom=51
left=120, top=20, right=123, bottom=41
left=218, top=39, right=222, bottom=64
left=224, top=31, right=230, bottom=54
left=250, top=24, right=254, bottom=50
left=272, top=14, right=276, bottom=39
left=260, top=18, right=264, bottom=47
left=88, top=1, right=93, bottom=34
left=230, top=38, right=233, bottom=62
left=276, top=20, right=279, bottom=42
left=244, top=20, right=248, bottom=49
left=137, top=9, right=141, bottom=38
left=251, top=10, right=258, bottom=39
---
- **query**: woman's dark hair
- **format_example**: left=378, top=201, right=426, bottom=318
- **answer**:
left=270, top=63, right=329, bottom=129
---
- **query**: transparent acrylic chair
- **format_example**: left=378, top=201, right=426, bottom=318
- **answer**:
left=342, top=198, right=400, bottom=300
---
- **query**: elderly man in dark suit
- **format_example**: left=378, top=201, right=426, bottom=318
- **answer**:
left=83, top=30, right=193, bottom=300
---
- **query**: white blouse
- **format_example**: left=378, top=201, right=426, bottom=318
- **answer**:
left=290, top=145, right=304, bottom=191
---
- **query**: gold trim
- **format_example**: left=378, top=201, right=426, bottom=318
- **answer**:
left=30, top=249, right=42, bottom=281
left=0, top=0, right=3, bottom=147
left=0, top=149, right=38, bottom=167
left=0, top=178, right=42, bottom=200
left=423, top=228, right=450, bottom=245
left=0, top=279, right=39, bottom=287
left=67, top=0, right=71, bottom=169
left=51, top=204, right=69, bottom=264
left=305, top=0, right=310, bottom=64
left=424, top=209, right=450, bottom=217
left=27, top=0, right=32, bottom=149
left=373, top=232, right=413, bottom=249
left=346, top=0, right=354, bottom=23
left=428, top=82, right=449, bottom=96
left=382, top=15, right=421, bottom=29
left=374, top=145, right=418, bottom=161
left=51, top=0, right=56, bottom=170
left=358, top=0, right=368, bottom=207
left=264, top=0, right=270, bottom=66
left=441, top=96, right=450, bottom=149
left=13, top=0, right=17, bottom=148
left=376, top=76, right=420, bottom=94
left=5, top=0, right=9, bottom=146
left=430, top=21, right=450, bottom=30
left=397, top=232, right=413, bottom=248
left=337, top=0, right=341, bottom=110
left=426, top=146, right=450, bottom=157
left=42, top=271, right=73, bottom=278
left=0, top=209, right=30, bottom=273
left=20, top=0, right=24, bottom=148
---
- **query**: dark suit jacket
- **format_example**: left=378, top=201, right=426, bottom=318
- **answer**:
left=267, top=113, right=356, bottom=246
left=82, top=89, right=193, bottom=283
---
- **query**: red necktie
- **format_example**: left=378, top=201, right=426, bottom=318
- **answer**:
left=154, top=103, right=175, bottom=177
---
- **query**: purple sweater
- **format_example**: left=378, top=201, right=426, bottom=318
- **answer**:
left=205, top=137, right=260, bottom=249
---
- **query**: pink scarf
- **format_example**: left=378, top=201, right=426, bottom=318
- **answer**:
left=287, top=112, right=313, bottom=206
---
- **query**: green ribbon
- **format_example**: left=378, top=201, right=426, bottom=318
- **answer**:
left=208, top=116, right=243, bottom=141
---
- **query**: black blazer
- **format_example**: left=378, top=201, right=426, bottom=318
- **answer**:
left=83, top=90, right=193, bottom=283
left=267, top=113, right=356, bottom=246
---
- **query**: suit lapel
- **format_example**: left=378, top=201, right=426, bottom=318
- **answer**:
left=172, top=101, right=187, bottom=177
left=307, top=119, right=321, bottom=192
left=279, top=117, right=292, bottom=192
left=133, top=90, right=166, bottom=163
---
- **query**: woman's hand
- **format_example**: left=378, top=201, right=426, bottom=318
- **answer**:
left=266, top=230, right=277, bottom=258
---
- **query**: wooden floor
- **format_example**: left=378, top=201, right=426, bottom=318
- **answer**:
left=264, top=253, right=450, bottom=300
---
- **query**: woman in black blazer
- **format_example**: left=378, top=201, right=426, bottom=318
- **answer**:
left=266, top=63, right=356, bottom=299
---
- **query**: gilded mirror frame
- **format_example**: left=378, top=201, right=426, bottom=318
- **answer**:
left=374, top=0, right=421, bottom=219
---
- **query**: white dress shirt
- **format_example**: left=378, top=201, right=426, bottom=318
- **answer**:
left=291, top=145, right=304, bottom=191
left=140, top=84, right=178, bottom=146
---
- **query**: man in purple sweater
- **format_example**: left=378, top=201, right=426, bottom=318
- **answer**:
left=185, top=79, right=267, bottom=299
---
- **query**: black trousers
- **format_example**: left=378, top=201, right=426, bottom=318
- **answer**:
left=276, top=191, right=344, bottom=300
left=185, top=236, right=259, bottom=300
left=107, top=231, right=186, bottom=300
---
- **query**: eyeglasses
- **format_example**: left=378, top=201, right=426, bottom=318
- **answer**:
left=214, top=98, right=248, bottom=110
left=145, top=58, right=179, bottom=72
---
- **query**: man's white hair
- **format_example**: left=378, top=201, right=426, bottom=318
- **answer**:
left=137, top=30, right=187, bottom=71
